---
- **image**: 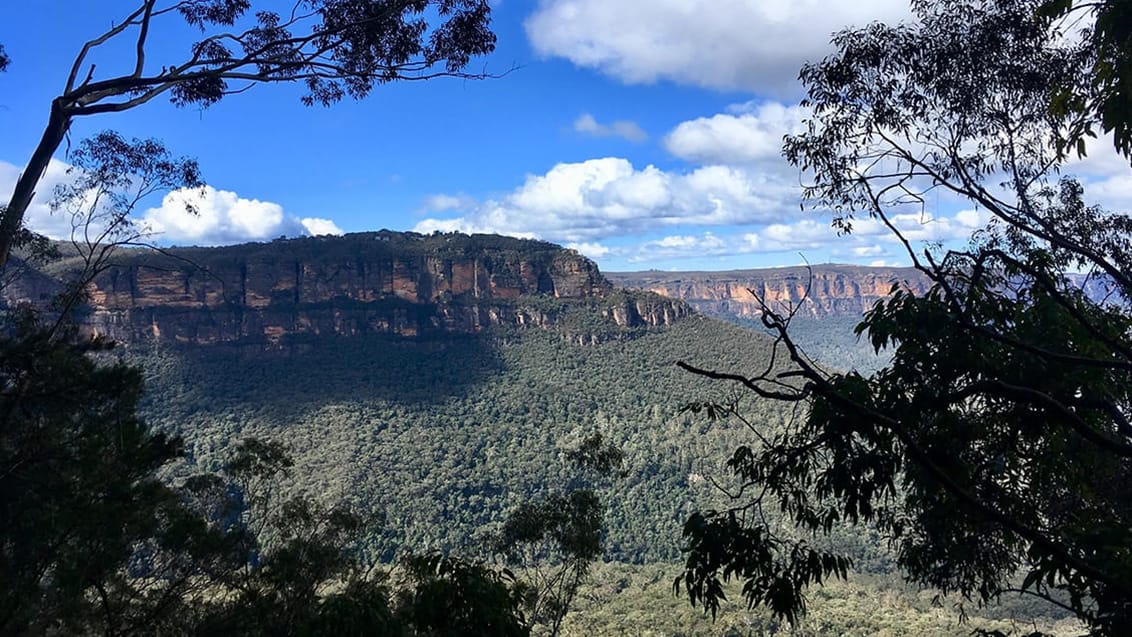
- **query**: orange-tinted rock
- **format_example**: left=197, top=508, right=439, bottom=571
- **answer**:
left=607, top=265, right=932, bottom=319
left=11, top=232, right=689, bottom=345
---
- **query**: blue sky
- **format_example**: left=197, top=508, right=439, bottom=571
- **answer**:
left=2, top=1, right=1129, bottom=271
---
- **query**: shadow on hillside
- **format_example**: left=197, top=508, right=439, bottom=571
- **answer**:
left=136, top=333, right=506, bottom=421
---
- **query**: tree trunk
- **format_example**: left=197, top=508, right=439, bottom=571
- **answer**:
left=0, top=100, right=71, bottom=266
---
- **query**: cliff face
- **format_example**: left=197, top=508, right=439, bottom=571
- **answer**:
left=607, top=265, right=932, bottom=320
left=30, top=232, right=688, bottom=345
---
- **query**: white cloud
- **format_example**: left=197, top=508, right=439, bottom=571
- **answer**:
left=851, top=245, right=885, bottom=257
left=139, top=186, right=336, bottom=245
left=1084, top=176, right=1132, bottom=211
left=413, top=157, right=798, bottom=243
left=301, top=217, right=344, bottom=236
left=573, top=113, right=648, bottom=143
left=565, top=241, right=611, bottom=258
left=656, top=235, right=700, bottom=248
left=619, top=207, right=985, bottom=264
left=1060, top=137, right=1132, bottom=211
left=1066, top=136, right=1132, bottom=179
left=525, top=0, right=909, bottom=94
left=657, top=233, right=725, bottom=250
left=753, top=211, right=985, bottom=251
left=761, top=218, right=830, bottom=248
left=665, top=102, right=807, bottom=164
left=0, top=158, right=92, bottom=240
left=627, top=232, right=736, bottom=262
left=2, top=161, right=346, bottom=246
left=954, top=208, right=990, bottom=228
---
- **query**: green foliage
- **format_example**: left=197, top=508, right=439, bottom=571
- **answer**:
left=0, top=307, right=533, bottom=634
left=90, top=230, right=568, bottom=278
left=498, top=433, right=624, bottom=635
left=843, top=254, right=1132, bottom=627
left=0, top=314, right=227, bottom=634
left=0, top=1, right=498, bottom=264
left=397, top=554, right=529, bottom=637
left=565, top=432, right=627, bottom=478
left=175, top=438, right=400, bottom=635
left=0, top=343, right=288, bottom=635
left=1040, top=0, right=1132, bottom=162
left=162, top=433, right=533, bottom=636
left=564, top=564, right=1081, bottom=637
left=501, top=491, right=604, bottom=565
left=677, top=510, right=852, bottom=624
left=680, top=1, right=1132, bottom=634
left=131, top=316, right=801, bottom=566
left=735, top=314, right=891, bottom=375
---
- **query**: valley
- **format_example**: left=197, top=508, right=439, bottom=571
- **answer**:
left=5, top=232, right=1078, bottom=634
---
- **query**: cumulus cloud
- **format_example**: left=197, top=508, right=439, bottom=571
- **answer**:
left=525, top=0, right=909, bottom=94
left=0, top=159, right=90, bottom=240
left=761, top=218, right=832, bottom=249
left=851, top=212, right=990, bottom=243
left=1066, top=136, right=1132, bottom=180
left=2, top=161, right=346, bottom=246
left=410, top=149, right=987, bottom=266
left=140, top=186, right=307, bottom=244
left=301, top=217, right=344, bottom=236
left=565, top=241, right=611, bottom=258
left=573, top=113, right=648, bottom=143
left=1060, top=137, right=1132, bottom=211
left=664, top=102, right=806, bottom=164
left=851, top=245, right=885, bottom=257
left=630, top=233, right=730, bottom=261
left=954, top=208, right=990, bottom=228
left=138, top=186, right=350, bottom=245
left=1084, top=176, right=1132, bottom=211
left=413, top=157, right=798, bottom=243
left=613, top=207, right=989, bottom=264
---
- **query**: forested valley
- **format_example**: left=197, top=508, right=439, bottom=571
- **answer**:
left=4, top=0, right=1132, bottom=634
left=114, top=262, right=1076, bottom=635
left=4, top=231, right=1083, bottom=634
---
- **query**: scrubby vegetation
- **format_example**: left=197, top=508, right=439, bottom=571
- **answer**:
left=130, top=315, right=793, bottom=564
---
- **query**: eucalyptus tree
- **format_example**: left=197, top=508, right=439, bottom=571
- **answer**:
left=0, top=0, right=497, bottom=264
left=677, top=1, right=1132, bottom=633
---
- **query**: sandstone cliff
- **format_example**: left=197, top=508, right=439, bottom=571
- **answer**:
left=607, top=265, right=932, bottom=320
left=9, top=232, right=690, bottom=345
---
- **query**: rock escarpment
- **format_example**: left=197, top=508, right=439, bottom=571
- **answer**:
left=19, top=231, right=689, bottom=345
left=607, top=265, right=932, bottom=320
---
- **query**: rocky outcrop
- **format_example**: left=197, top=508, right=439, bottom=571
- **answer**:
left=607, top=265, right=932, bottom=320
left=14, top=231, right=689, bottom=345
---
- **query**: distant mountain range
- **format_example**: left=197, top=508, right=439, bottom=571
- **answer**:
left=607, top=265, right=932, bottom=321
left=608, top=264, right=1123, bottom=324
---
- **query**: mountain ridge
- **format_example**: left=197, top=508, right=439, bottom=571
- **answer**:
left=607, top=264, right=933, bottom=320
left=4, top=231, right=692, bottom=345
